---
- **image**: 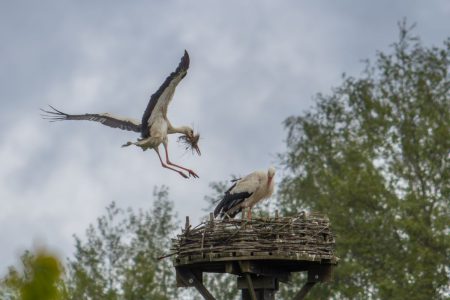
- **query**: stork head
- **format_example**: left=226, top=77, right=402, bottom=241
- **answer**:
left=177, top=126, right=201, bottom=156
left=267, top=167, right=276, bottom=184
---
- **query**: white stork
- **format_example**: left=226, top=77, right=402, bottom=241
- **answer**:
left=41, top=50, right=200, bottom=178
left=214, top=167, right=275, bottom=219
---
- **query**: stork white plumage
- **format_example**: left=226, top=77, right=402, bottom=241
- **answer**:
left=214, top=167, right=275, bottom=219
left=41, top=50, right=200, bottom=178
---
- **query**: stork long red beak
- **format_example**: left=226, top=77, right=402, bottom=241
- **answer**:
left=194, top=144, right=201, bottom=156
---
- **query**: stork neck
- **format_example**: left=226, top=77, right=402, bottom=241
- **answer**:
left=168, top=125, right=189, bottom=135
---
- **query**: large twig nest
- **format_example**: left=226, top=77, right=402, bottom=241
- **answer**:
left=171, top=212, right=337, bottom=263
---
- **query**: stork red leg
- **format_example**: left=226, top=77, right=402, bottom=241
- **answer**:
left=154, top=148, right=188, bottom=178
left=163, top=143, right=199, bottom=178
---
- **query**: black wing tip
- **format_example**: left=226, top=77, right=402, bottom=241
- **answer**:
left=180, top=50, right=190, bottom=70
left=213, top=198, right=223, bottom=217
left=213, top=191, right=252, bottom=219
left=40, top=105, right=68, bottom=121
left=215, top=208, right=241, bottom=219
left=40, top=105, right=65, bottom=114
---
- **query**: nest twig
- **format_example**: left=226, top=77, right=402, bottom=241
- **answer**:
left=177, top=133, right=201, bottom=155
left=168, top=212, right=337, bottom=262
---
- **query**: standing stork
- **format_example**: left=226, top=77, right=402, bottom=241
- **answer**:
left=41, top=50, right=200, bottom=178
left=214, top=167, right=275, bottom=219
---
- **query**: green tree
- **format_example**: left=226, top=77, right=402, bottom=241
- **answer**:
left=0, top=249, right=65, bottom=300
left=65, top=186, right=177, bottom=300
left=279, top=23, right=449, bottom=299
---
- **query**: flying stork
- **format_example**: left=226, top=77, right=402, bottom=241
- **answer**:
left=214, top=167, right=275, bottom=219
left=41, top=50, right=200, bottom=179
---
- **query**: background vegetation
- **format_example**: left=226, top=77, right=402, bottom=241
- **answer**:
left=1, top=25, right=448, bottom=299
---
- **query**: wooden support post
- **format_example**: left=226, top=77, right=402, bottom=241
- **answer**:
left=238, top=261, right=256, bottom=299
left=243, top=273, right=257, bottom=300
left=176, top=267, right=215, bottom=300
left=237, top=261, right=279, bottom=300
left=238, top=275, right=277, bottom=300
left=192, top=278, right=215, bottom=300
left=292, top=265, right=333, bottom=299
left=242, top=289, right=276, bottom=300
left=292, top=282, right=316, bottom=300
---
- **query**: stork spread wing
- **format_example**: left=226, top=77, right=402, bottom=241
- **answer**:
left=41, top=105, right=141, bottom=132
left=141, top=50, right=190, bottom=138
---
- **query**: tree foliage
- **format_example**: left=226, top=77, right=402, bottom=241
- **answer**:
left=65, top=186, right=177, bottom=300
left=279, top=23, right=449, bottom=299
left=0, top=249, right=65, bottom=300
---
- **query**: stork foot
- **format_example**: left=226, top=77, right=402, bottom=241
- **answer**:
left=178, top=171, right=189, bottom=179
left=188, top=170, right=199, bottom=178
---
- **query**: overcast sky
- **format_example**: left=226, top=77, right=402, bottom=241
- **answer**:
left=0, top=1, right=448, bottom=272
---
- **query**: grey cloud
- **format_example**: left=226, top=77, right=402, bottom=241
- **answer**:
left=0, top=0, right=448, bottom=272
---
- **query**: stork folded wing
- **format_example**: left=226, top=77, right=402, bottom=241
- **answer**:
left=213, top=191, right=253, bottom=218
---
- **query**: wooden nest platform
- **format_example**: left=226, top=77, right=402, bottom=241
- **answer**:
left=171, top=211, right=338, bottom=300
left=173, top=211, right=336, bottom=265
